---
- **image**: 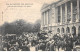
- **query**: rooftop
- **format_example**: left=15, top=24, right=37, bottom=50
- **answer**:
left=41, top=0, right=63, bottom=10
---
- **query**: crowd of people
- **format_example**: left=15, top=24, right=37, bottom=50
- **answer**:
left=1, top=32, right=80, bottom=51
left=0, top=32, right=55, bottom=51
left=2, top=34, right=30, bottom=51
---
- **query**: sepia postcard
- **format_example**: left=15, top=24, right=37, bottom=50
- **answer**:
left=0, top=0, right=80, bottom=51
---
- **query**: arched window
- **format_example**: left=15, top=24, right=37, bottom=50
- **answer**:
left=66, top=27, right=70, bottom=33
left=72, top=26, right=76, bottom=36
left=78, top=26, right=80, bottom=36
left=57, top=28, right=60, bottom=33
left=62, top=28, right=64, bottom=33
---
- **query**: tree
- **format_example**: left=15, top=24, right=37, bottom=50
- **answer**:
left=0, top=19, right=41, bottom=36
left=33, top=19, right=41, bottom=32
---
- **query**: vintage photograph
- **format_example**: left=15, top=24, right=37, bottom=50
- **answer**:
left=0, top=0, right=80, bottom=51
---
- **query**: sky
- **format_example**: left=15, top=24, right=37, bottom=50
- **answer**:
left=0, top=0, right=59, bottom=25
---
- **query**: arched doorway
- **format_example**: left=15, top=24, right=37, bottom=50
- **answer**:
left=66, top=27, right=70, bottom=33
left=57, top=28, right=60, bottom=33
left=62, top=28, right=65, bottom=33
left=72, top=26, right=76, bottom=36
left=78, top=26, right=80, bottom=36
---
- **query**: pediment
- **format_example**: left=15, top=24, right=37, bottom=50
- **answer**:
left=41, top=3, right=49, bottom=10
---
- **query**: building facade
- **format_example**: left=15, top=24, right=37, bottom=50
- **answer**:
left=41, top=0, right=80, bottom=36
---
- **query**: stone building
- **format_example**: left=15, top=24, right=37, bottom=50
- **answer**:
left=41, top=0, right=80, bottom=36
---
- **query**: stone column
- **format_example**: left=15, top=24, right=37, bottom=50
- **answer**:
left=42, top=13, right=44, bottom=26
left=45, top=12, right=47, bottom=25
left=47, top=10, right=49, bottom=31
left=42, top=12, right=44, bottom=26
left=44, top=12, right=46, bottom=26
left=70, top=26, right=72, bottom=36
left=70, top=1, right=73, bottom=23
left=65, top=3, right=67, bottom=23
left=55, top=7, right=58, bottom=24
left=47, top=11, right=49, bottom=25
left=60, top=5, right=63, bottom=25
left=60, top=27, right=62, bottom=35
left=43, top=12, right=44, bottom=26
left=77, top=0, right=79, bottom=22
left=76, top=26, right=78, bottom=36
left=41, top=13, right=43, bottom=30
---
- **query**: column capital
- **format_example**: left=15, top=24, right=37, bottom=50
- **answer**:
left=43, top=12, right=46, bottom=26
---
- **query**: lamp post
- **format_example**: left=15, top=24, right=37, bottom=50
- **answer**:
left=2, top=7, right=8, bottom=22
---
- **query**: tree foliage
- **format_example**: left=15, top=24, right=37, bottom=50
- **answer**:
left=0, top=19, right=41, bottom=36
